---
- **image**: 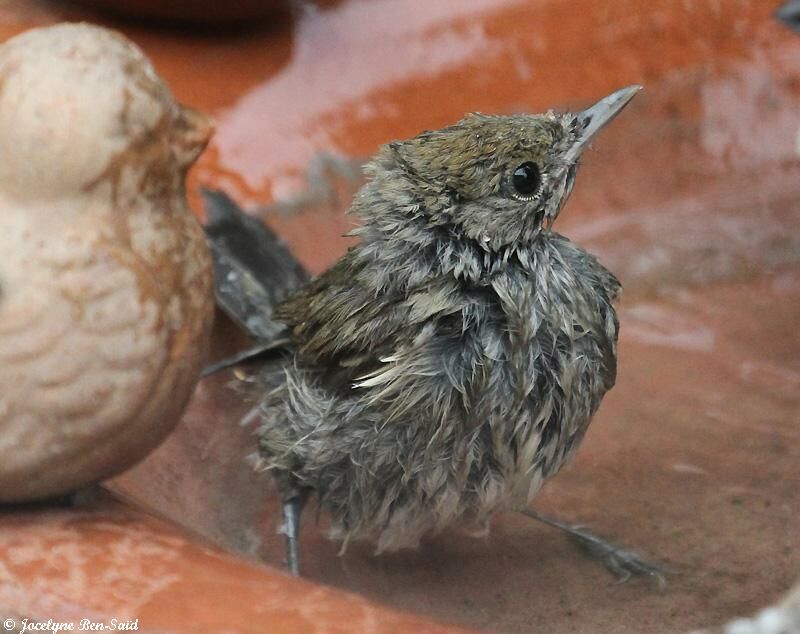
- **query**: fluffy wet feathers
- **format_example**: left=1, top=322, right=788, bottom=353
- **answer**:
left=256, top=108, right=623, bottom=552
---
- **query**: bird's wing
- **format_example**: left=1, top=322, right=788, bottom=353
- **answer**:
left=275, top=250, right=401, bottom=376
left=275, top=249, right=462, bottom=388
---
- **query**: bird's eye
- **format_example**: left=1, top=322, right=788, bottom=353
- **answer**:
left=511, top=162, right=542, bottom=200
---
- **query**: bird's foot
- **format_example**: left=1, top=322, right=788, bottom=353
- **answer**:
left=568, top=525, right=668, bottom=588
left=519, top=508, right=669, bottom=588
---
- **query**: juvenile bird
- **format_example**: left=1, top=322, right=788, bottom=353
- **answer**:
left=0, top=23, right=214, bottom=501
left=207, top=86, right=661, bottom=581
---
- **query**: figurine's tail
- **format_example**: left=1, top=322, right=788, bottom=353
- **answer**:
left=202, top=189, right=307, bottom=375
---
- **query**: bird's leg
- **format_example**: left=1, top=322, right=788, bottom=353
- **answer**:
left=280, top=493, right=307, bottom=576
left=519, top=508, right=669, bottom=588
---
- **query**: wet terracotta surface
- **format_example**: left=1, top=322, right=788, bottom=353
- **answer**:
left=0, top=493, right=465, bottom=633
left=1, top=1, right=799, bottom=632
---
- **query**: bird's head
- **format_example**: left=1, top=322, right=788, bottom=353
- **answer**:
left=366, top=86, right=640, bottom=250
left=0, top=23, right=212, bottom=204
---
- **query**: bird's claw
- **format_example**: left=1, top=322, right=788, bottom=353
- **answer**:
left=569, top=527, right=669, bottom=589
left=518, top=509, right=669, bottom=588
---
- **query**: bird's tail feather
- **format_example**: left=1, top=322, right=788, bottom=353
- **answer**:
left=202, top=189, right=307, bottom=375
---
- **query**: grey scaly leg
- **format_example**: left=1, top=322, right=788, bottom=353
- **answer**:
left=520, top=508, right=669, bottom=588
left=280, top=495, right=305, bottom=576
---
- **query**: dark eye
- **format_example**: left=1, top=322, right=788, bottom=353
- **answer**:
left=511, top=162, right=542, bottom=199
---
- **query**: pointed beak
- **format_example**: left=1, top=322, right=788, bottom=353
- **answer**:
left=564, top=85, right=641, bottom=163
left=173, top=106, right=214, bottom=169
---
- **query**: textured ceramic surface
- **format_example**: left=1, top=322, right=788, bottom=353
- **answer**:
left=0, top=23, right=214, bottom=501
left=0, top=495, right=467, bottom=633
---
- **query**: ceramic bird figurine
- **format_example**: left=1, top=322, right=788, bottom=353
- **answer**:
left=0, top=23, right=214, bottom=502
left=206, top=87, right=664, bottom=584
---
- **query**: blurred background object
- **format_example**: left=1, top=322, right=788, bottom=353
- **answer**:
left=69, top=0, right=290, bottom=24
left=776, top=0, right=800, bottom=31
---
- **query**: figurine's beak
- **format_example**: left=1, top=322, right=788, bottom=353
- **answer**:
left=564, top=85, right=641, bottom=163
left=173, top=106, right=214, bottom=169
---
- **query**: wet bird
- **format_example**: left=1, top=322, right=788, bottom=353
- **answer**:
left=0, top=24, right=214, bottom=502
left=206, top=86, right=663, bottom=582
